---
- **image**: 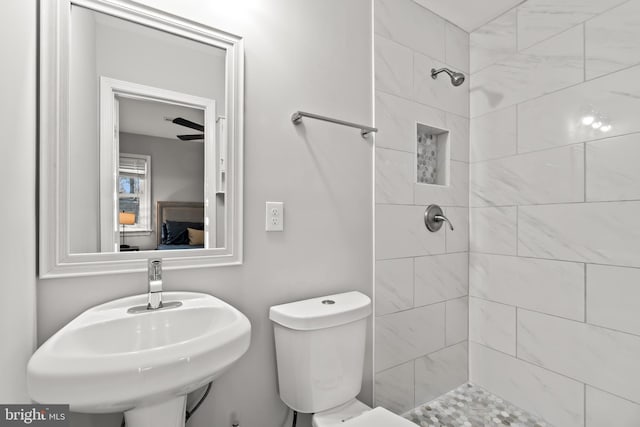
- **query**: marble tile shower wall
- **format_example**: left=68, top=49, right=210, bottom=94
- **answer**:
left=373, top=0, right=470, bottom=415
left=469, top=1, right=640, bottom=426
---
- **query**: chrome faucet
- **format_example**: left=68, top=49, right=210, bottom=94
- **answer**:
left=147, top=259, right=163, bottom=310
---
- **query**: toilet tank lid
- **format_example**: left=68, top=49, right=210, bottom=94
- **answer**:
left=269, top=291, right=372, bottom=330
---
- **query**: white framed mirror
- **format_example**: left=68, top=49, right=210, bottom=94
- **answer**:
left=39, top=0, right=244, bottom=278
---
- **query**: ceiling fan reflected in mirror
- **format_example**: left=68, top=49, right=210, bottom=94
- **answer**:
left=164, top=116, right=205, bottom=141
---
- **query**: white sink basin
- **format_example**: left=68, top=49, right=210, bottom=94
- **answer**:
left=27, top=292, right=251, bottom=427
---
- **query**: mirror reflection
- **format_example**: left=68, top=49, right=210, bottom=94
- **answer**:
left=68, top=5, right=227, bottom=254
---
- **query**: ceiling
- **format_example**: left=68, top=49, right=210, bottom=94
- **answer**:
left=118, top=97, right=205, bottom=142
left=413, top=0, right=526, bottom=32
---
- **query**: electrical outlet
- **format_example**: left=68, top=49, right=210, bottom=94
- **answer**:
left=265, top=201, right=284, bottom=231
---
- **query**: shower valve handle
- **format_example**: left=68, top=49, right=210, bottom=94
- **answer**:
left=424, top=204, right=454, bottom=232
left=434, top=214, right=454, bottom=231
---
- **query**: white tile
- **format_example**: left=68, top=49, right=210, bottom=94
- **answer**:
left=470, top=107, right=516, bottom=162
left=518, top=201, right=640, bottom=267
left=586, top=133, right=640, bottom=202
left=375, top=90, right=447, bottom=153
left=375, top=361, right=415, bottom=415
left=376, top=258, right=414, bottom=316
left=445, top=23, right=470, bottom=74
left=446, top=297, right=468, bottom=345
left=471, top=26, right=584, bottom=117
left=414, top=160, right=469, bottom=207
left=518, top=309, right=640, bottom=404
left=470, top=206, right=517, bottom=255
left=376, top=148, right=414, bottom=205
left=375, top=35, right=413, bottom=99
left=444, top=207, right=469, bottom=253
left=470, top=342, right=585, bottom=427
left=415, top=253, right=468, bottom=306
left=518, top=0, right=627, bottom=51
left=469, top=297, right=516, bottom=355
left=470, top=253, right=585, bottom=321
left=587, top=386, right=640, bottom=427
left=587, top=264, right=640, bottom=336
left=375, top=303, right=445, bottom=372
left=470, top=9, right=517, bottom=73
left=375, top=0, right=446, bottom=61
left=376, top=204, right=446, bottom=260
left=414, top=342, right=468, bottom=406
left=586, top=1, right=640, bottom=80
left=446, top=113, right=469, bottom=162
left=518, top=64, right=640, bottom=153
left=470, top=144, right=585, bottom=207
left=414, top=53, right=470, bottom=118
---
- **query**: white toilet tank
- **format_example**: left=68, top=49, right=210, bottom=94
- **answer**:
left=269, top=291, right=372, bottom=414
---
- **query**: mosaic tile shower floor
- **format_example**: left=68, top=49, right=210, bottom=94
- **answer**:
left=404, top=383, right=551, bottom=427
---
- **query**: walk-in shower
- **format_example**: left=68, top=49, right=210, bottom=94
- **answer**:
left=431, top=67, right=465, bottom=86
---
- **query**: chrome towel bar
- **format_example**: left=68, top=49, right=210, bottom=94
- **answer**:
left=291, top=111, right=378, bottom=137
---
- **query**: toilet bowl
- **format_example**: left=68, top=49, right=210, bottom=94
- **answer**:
left=269, top=291, right=416, bottom=427
left=312, top=399, right=416, bottom=427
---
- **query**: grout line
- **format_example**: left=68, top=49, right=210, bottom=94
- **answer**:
left=584, top=142, right=588, bottom=202
left=412, top=257, right=416, bottom=308
left=515, top=104, right=519, bottom=154
left=584, top=383, right=587, bottom=427
left=472, top=341, right=587, bottom=390
left=583, top=23, right=587, bottom=82
left=584, top=263, right=588, bottom=323
left=515, top=3, right=519, bottom=52
left=444, top=296, right=448, bottom=345
left=377, top=250, right=469, bottom=262
left=515, top=206, right=519, bottom=256
left=371, top=2, right=377, bottom=404
left=468, top=198, right=640, bottom=209
left=471, top=58, right=640, bottom=120
left=376, top=299, right=448, bottom=318
left=376, top=340, right=468, bottom=375
left=469, top=129, right=640, bottom=164
left=473, top=341, right=640, bottom=411
left=375, top=142, right=471, bottom=163
left=468, top=250, right=640, bottom=272
left=412, top=358, right=416, bottom=409
left=588, top=383, right=640, bottom=407
left=375, top=85, right=470, bottom=119
left=467, top=0, right=527, bottom=34
left=518, top=306, right=640, bottom=339
left=515, top=306, right=519, bottom=359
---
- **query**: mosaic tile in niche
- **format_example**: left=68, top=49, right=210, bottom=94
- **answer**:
left=417, top=131, right=438, bottom=184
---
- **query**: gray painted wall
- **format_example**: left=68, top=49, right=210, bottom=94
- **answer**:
left=0, top=0, right=36, bottom=403
left=37, top=1, right=374, bottom=427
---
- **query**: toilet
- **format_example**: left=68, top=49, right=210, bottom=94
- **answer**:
left=269, top=291, right=416, bottom=427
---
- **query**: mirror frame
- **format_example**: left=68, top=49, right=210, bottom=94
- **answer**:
left=39, top=0, right=244, bottom=278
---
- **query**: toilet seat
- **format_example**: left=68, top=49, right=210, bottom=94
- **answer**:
left=312, top=400, right=415, bottom=427
left=341, top=407, right=417, bottom=427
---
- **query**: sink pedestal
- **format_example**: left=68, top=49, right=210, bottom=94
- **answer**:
left=124, top=396, right=187, bottom=427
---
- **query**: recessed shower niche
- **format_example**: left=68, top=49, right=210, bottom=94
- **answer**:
left=416, top=123, right=450, bottom=186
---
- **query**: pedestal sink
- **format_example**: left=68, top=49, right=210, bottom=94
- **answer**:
left=27, top=292, right=251, bottom=427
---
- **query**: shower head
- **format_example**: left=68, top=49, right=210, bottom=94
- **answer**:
left=431, top=68, right=465, bottom=87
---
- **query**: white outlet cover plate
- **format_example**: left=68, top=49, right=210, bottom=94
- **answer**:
left=265, top=201, right=284, bottom=231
